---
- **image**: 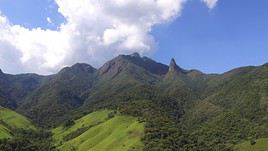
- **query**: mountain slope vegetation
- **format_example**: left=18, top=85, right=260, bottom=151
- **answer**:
left=0, top=70, right=48, bottom=109
left=0, top=106, right=35, bottom=139
left=0, top=53, right=268, bottom=150
left=0, top=106, right=56, bottom=151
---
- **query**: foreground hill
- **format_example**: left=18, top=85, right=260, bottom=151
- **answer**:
left=0, top=106, right=35, bottom=139
left=18, top=63, right=97, bottom=126
left=53, top=110, right=144, bottom=151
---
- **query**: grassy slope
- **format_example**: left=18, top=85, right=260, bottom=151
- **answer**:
left=0, top=125, right=11, bottom=139
left=234, top=138, right=268, bottom=151
left=53, top=110, right=144, bottom=151
left=0, top=106, right=35, bottom=139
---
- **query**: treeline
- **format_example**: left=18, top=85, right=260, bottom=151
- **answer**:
left=0, top=129, right=56, bottom=151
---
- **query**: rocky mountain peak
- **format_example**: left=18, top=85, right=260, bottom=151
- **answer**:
left=99, top=55, right=128, bottom=76
left=99, top=53, right=169, bottom=77
left=59, top=63, right=96, bottom=75
left=169, top=58, right=179, bottom=72
left=0, top=69, right=4, bottom=77
left=168, top=58, right=187, bottom=74
left=72, top=63, right=96, bottom=73
left=263, top=62, right=268, bottom=66
left=130, top=52, right=141, bottom=58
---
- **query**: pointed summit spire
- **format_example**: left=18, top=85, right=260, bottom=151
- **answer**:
left=169, top=58, right=179, bottom=72
left=0, top=69, right=4, bottom=78
left=168, top=58, right=186, bottom=73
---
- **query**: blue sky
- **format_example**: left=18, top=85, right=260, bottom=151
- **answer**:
left=0, top=0, right=267, bottom=74
left=0, top=0, right=64, bottom=29
left=152, top=0, right=268, bottom=73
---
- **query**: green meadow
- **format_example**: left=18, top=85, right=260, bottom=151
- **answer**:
left=0, top=125, right=11, bottom=139
left=0, top=106, right=35, bottom=139
left=234, top=138, right=268, bottom=151
left=53, top=110, right=144, bottom=151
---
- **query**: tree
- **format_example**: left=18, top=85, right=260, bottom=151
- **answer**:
left=63, top=119, right=75, bottom=128
left=250, top=139, right=256, bottom=146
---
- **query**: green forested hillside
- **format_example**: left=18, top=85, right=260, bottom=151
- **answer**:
left=0, top=72, right=48, bottom=109
left=17, top=63, right=97, bottom=127
left=53, top=110, right=144, bottom=151
left=0, top=53, right=268, bottom=151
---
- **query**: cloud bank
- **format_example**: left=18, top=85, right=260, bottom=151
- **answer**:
left=0, top=0, right=217, bottom=74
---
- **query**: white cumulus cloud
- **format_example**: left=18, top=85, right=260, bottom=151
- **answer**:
left=0, top=0, right=185, bottom=74
left=0, top=0, right=218, bottom=74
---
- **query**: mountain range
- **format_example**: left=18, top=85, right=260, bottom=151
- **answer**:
left=0, top=53, right=268, bottom=151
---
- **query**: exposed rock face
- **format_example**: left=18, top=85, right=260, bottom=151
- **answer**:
left=99, top=55, right=128, bottom=77
left=138, top=56, right=169, bottom=75
left=168, top=58, right=185, bottom=73
left=0, top=69, right=6, bottom=84
left=0, top=69, right=4, bottom=76
left=130, top=52, right=141, bottom=58
left=72, top=63, right=96, bottom=73
left=99, top=53, right=169, bottom=76
left=125, top=52, right=169, bottom=75
left=169, top=58, right=177, bottom=72
left=263, top=62, right=268, bottom=66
